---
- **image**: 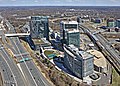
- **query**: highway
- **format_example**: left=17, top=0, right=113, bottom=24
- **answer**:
left=0, top=48, right=15, bottom=86
left=0, top=44, right=26, bottom=86
left=0, top=15, right=52, bottom=86
left=0, top=21, right=27, bottom=86
left=95, top=34, right=120, bottom=73
left=9, top=37, right=51, bottom=86
left=5, top=18, right=52, bottom=86
left=80, top=24, right=120, bottom=74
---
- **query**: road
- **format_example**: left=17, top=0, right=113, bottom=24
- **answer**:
left=80, top=24, right=120, bottom=74
left=0, top=15, right=52, bottom=86
left=0, top=44, right=26, bottom=86
left=0, top=21, right=27, bottom=86
left=5, top=18, right=52, bottom=86
left=0, top=48, right=15, bottom=86
left=50, top=16, right=77, bottom=23
left=95, top=34, right=120, bottom=73
left=9, top=37, right=51, bottom=86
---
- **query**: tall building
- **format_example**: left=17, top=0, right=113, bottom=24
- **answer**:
left=30, top=16, right=49, bottom=40
left=66, top=30, right=80, bottom=47
left=77, top=16, right=82, bottom=23
left=60, top=21, right=80, bottom=47
left=107, top=18, right=115, bottom=28
left=116, top=19, right=120, bottom=28
left=63, top=45, right=94, bottom=79
left=60, top=21, right=78, bottom=30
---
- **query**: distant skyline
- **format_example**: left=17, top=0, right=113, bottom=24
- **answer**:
left=0, top=0, right=120, bottom=6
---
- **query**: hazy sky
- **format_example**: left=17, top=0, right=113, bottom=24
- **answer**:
left=0, top=0, right=120, bottom=6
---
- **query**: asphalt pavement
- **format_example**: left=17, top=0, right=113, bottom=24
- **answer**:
left=9, top=37, right=52, bottom=86
left=0, top=16, right=52, bottom=86
left=0, top=45, right=26, bottom=86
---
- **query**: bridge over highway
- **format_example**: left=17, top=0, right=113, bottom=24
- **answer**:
left=5, top=33, right=30, bottom=37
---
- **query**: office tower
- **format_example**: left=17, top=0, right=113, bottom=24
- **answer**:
left=77, top=16, right=82, bottom=23
left=60, top=21, right=80, bottom=47
left=30, top=16, right=49, bottom=40
left=66, top=30, right=80, bottom=47
left=107, top=18, right=115, bottom=28
left=63, top=45, right=94, bottom=79
left=116, top=19, right=120, bottom=28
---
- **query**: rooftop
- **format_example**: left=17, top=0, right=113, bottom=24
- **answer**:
left=33, top=39, right=44, bottom=44
left=31, top=16, right=49, bottom=19
left=68, top=45, right=79, bottom=51
left=33, top=38, right=51, bottom=45
left=117, top=19, right=120, bottom=21
left=64, top=45, right=93, bottom=59
left=61, top=21, right=78, bottom=25
left=67, top=29, right=79, bottom=33
left=78, top=51, right=93, bottom=59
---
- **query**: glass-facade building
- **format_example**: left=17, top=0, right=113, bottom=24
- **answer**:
left=116, top=19, right=120, bottom=28
left=63, top=45, right=94, bottom=79
left=60, top=21, right=80, bottom=47
left=66, top=30, right=80, bottom=47
left=30, top=16, right=49, bottom=40
left=107, top=18, right=115, bottom=28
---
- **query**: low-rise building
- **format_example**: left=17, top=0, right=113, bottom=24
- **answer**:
left=33, top=38, right=51, bottom=50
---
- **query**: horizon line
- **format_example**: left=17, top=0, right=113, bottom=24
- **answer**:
left=0, top=5, right=120, bottom=7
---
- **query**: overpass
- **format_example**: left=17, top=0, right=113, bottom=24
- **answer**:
left=5, top=33, right=30, bottom=37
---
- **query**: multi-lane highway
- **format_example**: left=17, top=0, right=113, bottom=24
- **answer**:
left=95, top=34, right=120, bottom=74
left=0, top=15, right=52, bottom=86
left=0, top=20, right=27, bottom=86
left=0, top=44, right=26, bottom=86
left=9, top=36, right=52, bottom=86
left=0, top=46, right=16, bottom=86
left=80, top=24, right=120, bottom=74
left=5, top=17, right=52, bottom=86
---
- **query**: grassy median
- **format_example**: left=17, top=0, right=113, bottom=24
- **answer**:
left=112, top=68, right=120, bottom=86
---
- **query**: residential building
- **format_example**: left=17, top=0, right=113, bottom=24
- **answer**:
left=63, top=45, right=94, bottom=79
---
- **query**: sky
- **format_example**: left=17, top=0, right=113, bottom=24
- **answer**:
left=0, top=0, right=120, bottom=6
